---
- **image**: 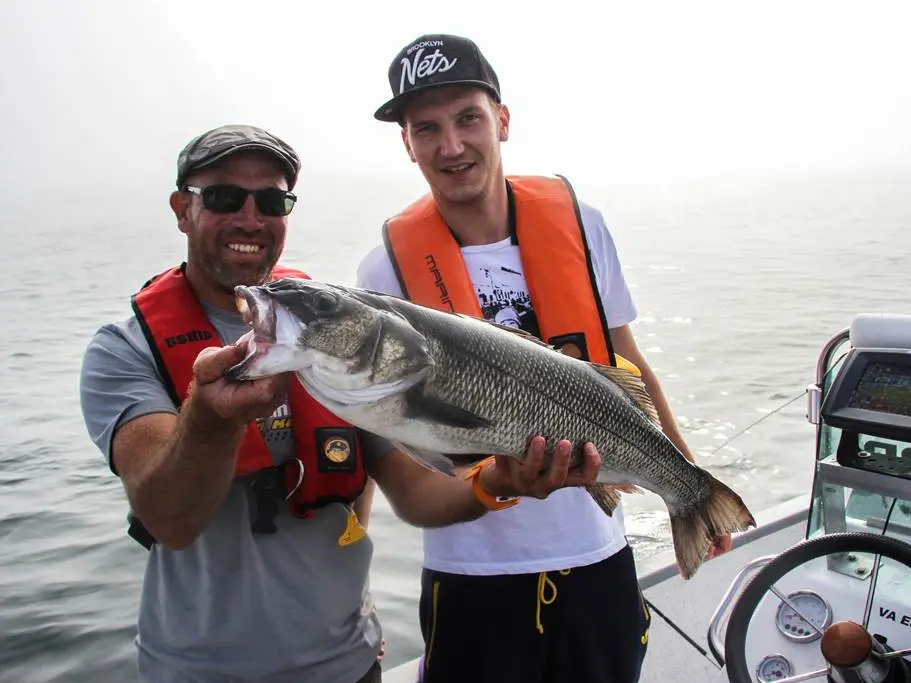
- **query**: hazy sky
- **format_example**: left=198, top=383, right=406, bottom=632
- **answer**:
left=2, top=0, right=909, bottom=194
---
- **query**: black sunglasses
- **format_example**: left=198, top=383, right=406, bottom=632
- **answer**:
left=184, top=184, right=297, bottom=217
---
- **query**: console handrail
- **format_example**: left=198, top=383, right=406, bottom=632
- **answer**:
left=815, top=327, right=849, bottom=387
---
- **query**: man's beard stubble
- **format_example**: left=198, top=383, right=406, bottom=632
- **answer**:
left=190, top=235, right=278, bottom=294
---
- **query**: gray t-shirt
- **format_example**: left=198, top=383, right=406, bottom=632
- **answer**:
left=80, top=302, right=385, bottom=683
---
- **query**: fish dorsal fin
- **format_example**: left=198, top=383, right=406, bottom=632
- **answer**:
left=488, top=322, right=550, bottom=346
left=469, top=316, right=650, bottom=380
left=462, top=315, right=556, bottom=349
left=590, top=363, right=661, bottom=427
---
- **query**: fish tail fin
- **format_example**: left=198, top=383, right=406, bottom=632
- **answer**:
left=585, top=483, right=645, bottom=516
left=669, top=474, right=756, bottom=580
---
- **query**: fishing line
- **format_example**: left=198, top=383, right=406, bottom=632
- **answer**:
left=644, top=597, right=722, bottom=669
left=704, top=355, right=846, bottom=457
left=705, top=391, right=805, bottom=457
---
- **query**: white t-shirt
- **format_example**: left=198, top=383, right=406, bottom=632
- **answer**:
left=355, top=200, right=638, bottom=575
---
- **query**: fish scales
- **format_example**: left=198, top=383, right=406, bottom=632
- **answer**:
left=388, top=298, right=708, bottom=506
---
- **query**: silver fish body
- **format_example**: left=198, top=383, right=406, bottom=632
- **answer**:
left=228, top=278, right=756, bottom=578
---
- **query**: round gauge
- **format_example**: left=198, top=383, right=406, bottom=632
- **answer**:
left=756, top=654, right=792, bottom=682
left=775, top=590, right=832, bottom=642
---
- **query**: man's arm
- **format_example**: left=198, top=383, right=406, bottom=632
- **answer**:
left=369, top=450, right=486, bottom=527
left=352, top=478, right=377, bottom=528
left=369, top=438, right=600, bottom=528
left=609, top=325, right=695, bottom=462
left=111, top=344, right=289, bottom=549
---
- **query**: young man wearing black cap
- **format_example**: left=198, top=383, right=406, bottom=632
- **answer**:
left=357, top=34, right=732, bottom=683
left=79, top=123, right=601, bottom=683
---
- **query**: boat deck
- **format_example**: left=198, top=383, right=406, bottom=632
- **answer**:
left=638, top=497, right=807, bottom=682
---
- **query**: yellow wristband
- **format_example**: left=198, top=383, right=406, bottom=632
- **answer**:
left=464, top=457, right=520, bottom=511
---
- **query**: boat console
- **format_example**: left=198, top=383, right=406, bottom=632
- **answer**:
left=710, top=314, right=911, bottom=682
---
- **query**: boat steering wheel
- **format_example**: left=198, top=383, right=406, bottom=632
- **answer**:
left=724, top=532, right=911, bottom=683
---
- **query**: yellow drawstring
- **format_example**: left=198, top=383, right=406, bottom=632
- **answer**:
left=425, top=580, right=440, bottom=671
left=640, top=591, right=650, bottom=645
left=535, top=569, right=571, bottom=634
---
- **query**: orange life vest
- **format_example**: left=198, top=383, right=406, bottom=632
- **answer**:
left=130, top=263, right=367, bottom=520
left=382, top=175, right=616, bottom=366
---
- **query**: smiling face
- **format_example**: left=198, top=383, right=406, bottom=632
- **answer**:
left=401, top=85, right=510, bottom=208
left=169, top=150, right=290, bottom=308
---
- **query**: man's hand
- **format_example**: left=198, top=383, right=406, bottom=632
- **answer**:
left=191, top=343, right=289, bottom=424
left=478, top=437, right=601, bottom=500
left=705, top=534, right=733, bottom=560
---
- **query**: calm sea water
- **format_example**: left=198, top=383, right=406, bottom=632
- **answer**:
left=1, top=167, right=909, bottom=681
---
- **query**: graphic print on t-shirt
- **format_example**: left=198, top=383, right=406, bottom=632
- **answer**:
left=467, top=258, right=541, bottom=337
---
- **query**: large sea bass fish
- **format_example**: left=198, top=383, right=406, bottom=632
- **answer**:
left=226, top=278, right=756, bottom=578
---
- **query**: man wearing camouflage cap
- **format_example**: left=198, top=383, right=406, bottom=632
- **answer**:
left=78, top=124, right=601, bottom=682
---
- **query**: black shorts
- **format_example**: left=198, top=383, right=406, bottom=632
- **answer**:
left=356, top=659, right=382, bottom=683
left=418, top=545, right=649, bottom=683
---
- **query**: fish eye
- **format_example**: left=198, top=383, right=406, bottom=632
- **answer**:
left=312, top=291, right=338, bottom=313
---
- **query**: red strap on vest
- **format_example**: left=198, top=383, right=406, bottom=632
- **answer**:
left=130, top=264, right=366, bottom=510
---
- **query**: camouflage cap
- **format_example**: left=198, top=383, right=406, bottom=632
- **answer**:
left=175, top=124, right=301, bottom=190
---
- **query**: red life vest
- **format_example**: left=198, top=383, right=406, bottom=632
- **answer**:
left=382, top=175, right=616, bottom=366
left=130, top=263, right=367, bottom=519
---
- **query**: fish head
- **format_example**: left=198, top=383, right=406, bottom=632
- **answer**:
left=226, top=277, right=432, bottom=401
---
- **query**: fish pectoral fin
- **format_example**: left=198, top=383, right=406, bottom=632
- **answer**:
left=393, top=442, right=458, bottom=477
left=585, top=483, right=645, bottom=516
left=404, top=390, right=492, bottom=430
left=589, top=363, right=661, bottom=427
left=585, top=483, right=620, bottom=516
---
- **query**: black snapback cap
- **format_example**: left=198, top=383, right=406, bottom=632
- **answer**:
left=374, top=34, right=500, bottom=123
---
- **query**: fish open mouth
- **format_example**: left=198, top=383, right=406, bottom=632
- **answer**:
left=225, top=285, right=277, bottom=381
left=234, top=285, right=276, bottom=336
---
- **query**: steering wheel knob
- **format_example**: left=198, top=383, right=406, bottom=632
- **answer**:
left=820, top=620, right=872, bottom=668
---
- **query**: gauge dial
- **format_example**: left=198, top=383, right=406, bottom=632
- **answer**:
left=775, top=590, right=832, bottom=642
left=756, top=654, right=792, bottom=682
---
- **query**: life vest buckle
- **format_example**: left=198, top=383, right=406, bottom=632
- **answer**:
left=247, top=466, right=286, bottom=535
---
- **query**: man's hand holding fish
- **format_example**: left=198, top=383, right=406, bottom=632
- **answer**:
left=476, top=437, right=602, bottom=501
left=191, top=343, right=289, bottom=424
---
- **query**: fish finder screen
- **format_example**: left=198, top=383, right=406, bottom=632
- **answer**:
left=847, top=362, right=911, bottom=418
